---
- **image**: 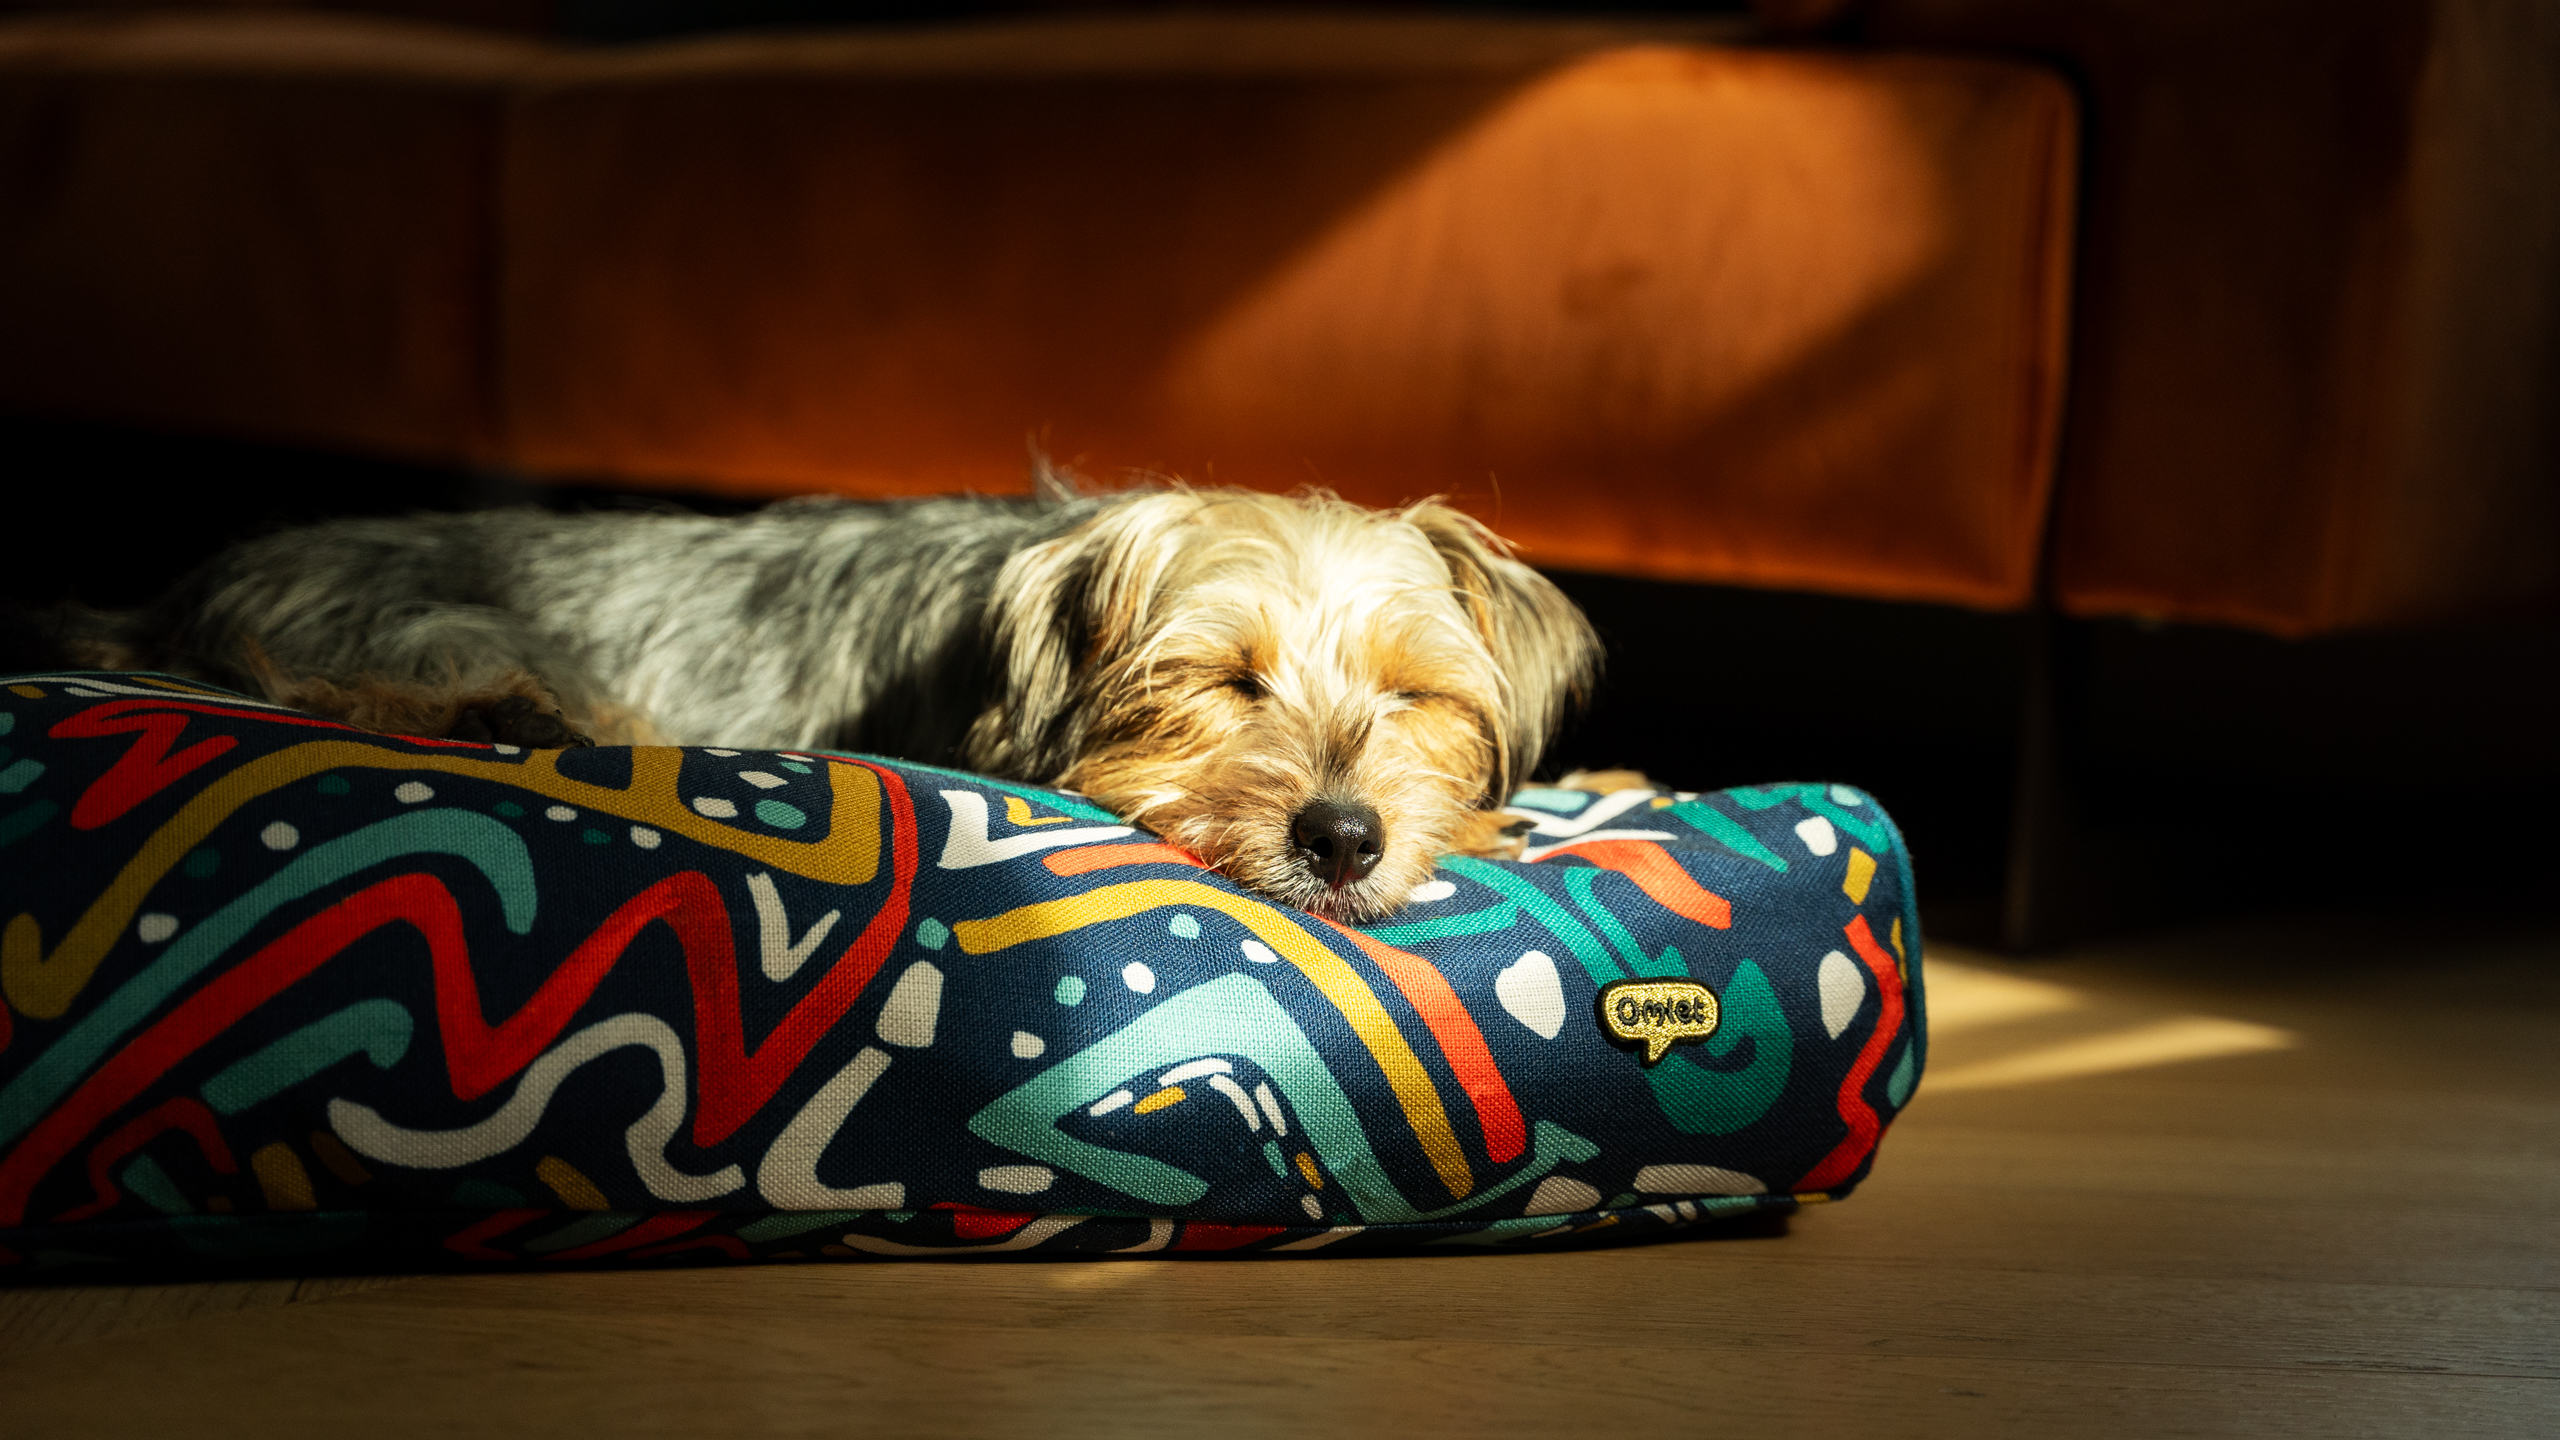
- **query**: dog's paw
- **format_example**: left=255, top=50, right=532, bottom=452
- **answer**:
left=1448, top=809, right=1537, bottom=860
left=1556, top=768, right=1661, bottom=794
left=450, top=694, right=593, bottom=749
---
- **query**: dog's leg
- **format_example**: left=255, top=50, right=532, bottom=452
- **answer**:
left=1447, top=809, right=1537, bottom=860
left=441, top=677, right=595, bottom=748
left=259, top=666, right=595, bottom=749
left=1555, top=768, right=1660, bottom=794
left=1446, top=769, right=1663, bottom=861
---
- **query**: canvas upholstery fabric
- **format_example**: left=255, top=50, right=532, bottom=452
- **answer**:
left=0, top=675, right=1924, bottom=1272
left=0, top=11, right=2075, bottom=613
left=0, top=12, right=541, bottom=462
left=1859, top=0, right=2560, bottom=632
left=499, top=17, right=2077, bottom=610
left=6, top=6, right=2556, bottom=634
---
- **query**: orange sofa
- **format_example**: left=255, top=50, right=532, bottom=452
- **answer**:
left=7, top=2, right=2548, bottom=641
left=5, top=4, right=2539, bottom=632
left=0, top=13, right=538, bottom=461
left=6, top=5, right=2550, bottom=638
left=2, top=8, right=2077, bottom=615
left=1850, top=0, right=2560, bottom=634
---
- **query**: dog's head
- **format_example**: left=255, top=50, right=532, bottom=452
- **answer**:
left=966, top=487, right=1599, bottom=921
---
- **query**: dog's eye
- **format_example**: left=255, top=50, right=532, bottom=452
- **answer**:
left=1225, top=673, right=1263, bottom=700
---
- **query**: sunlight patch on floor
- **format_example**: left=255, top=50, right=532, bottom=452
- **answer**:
left=1925, top=1014, right=2298, bottom=1092
left=1922, top=959, right=2084, bottom=1034
left=1046, top=1259, right=1161, bottom=1289
left=1920, top=957, right=2300, bottom=1092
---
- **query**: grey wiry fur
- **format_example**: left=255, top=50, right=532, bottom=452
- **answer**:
left=119, top=484, right=1601, bottom=920
left=135, top=494, right=1101, bottom=756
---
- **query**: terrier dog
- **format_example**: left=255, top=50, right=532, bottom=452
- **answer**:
left=92, top=482, right=1600, bottom=922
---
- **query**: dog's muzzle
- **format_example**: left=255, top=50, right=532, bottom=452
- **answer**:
left=1291, top=797, right=1384, bottom=891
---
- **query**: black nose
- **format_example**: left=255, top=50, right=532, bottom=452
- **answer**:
left=1291, top=798, right=1385, bottom=890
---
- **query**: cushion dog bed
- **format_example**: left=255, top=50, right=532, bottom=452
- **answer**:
left=0, top=672, right=1923, bottom=1271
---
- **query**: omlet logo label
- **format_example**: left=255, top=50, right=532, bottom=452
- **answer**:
left=1595, top=979, right=1721, bottom=1064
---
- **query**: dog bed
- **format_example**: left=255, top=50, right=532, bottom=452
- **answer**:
left=0, top=672, right=1923, bottom=1272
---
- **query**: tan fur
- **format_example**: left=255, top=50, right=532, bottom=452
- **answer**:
left=966, top=489, right=1597, bottom=921
left=1558, top=768, right=1660, bottom=794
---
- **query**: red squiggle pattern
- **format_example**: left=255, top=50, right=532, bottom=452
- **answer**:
left=50, top=698, right=491, bottom=838
left=0, top=873, right=463, bottom=1226
left=1317, top=917, right=1528, bottom=1164
left=1531, top=838, right=1732, bottom=928
left=1043, top=843, right=1204, bottom=876
left=51, top=703, right=242, bottom=829
left=550, top=1210, right=712, bottom=1261
left=1792, top=914, right=1907, bottom=1192
left=444, top=1208, right=542, bottom=1260
left=687, top=758, right=918, bottom=1146
left=0, top=761, right=917, bottom=1222
left=56, top=1095, right=238, bottom=1223
left=8, top=872, right=695, bottom=1226
left=933, top=1202, right=1036, bottom=1240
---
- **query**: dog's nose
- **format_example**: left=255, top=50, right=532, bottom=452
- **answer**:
left=1291, top=798, right=1384, bottom=890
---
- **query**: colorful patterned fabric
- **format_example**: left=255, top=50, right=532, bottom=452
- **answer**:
left=0, top=673, right=1924, bottom=1273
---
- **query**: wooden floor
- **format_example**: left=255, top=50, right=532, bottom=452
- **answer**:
left=4, top=906, right=2554, bottom=1437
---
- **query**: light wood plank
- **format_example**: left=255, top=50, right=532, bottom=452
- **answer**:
left=0, top=1272, right=416, bottom=1358
left=1803, top=1183, right=2560, bottom=1289
left=0, top=1278, right=301, bottom=1357
left=1873, top=1118, right=2560, bottom=1213
left=322, top=1248, right=2554, bottom=1375
left=1, top=1278, right=2551, bottom=1439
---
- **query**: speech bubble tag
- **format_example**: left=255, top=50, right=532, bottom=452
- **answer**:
left=1595, top=978, right=1722, bottom=1065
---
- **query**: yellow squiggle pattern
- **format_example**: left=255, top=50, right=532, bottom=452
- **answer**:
left=129, top=677, right=237, bottom=699
left=953, top=878, right=1476, bottom=1201
left=1001, top=795, right=1071, bottom=826
left=5, top=740, right=879, bottom=1019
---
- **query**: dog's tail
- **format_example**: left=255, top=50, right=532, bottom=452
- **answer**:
left=0, top=600, right=138, bottom=677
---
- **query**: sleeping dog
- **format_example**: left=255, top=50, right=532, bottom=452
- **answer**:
left=75, top=480, right=1601, bottom=922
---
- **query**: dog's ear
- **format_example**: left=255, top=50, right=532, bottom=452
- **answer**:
left=1407, top=501, right=1601, bottom=802
left=966, top=491, right=1195, bottom=782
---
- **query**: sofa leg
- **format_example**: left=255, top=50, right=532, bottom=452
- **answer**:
left=2000, top=608, right=2075, bottom=952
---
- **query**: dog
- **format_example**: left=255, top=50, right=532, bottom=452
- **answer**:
left=74, top=478, right=1601, bottom=922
